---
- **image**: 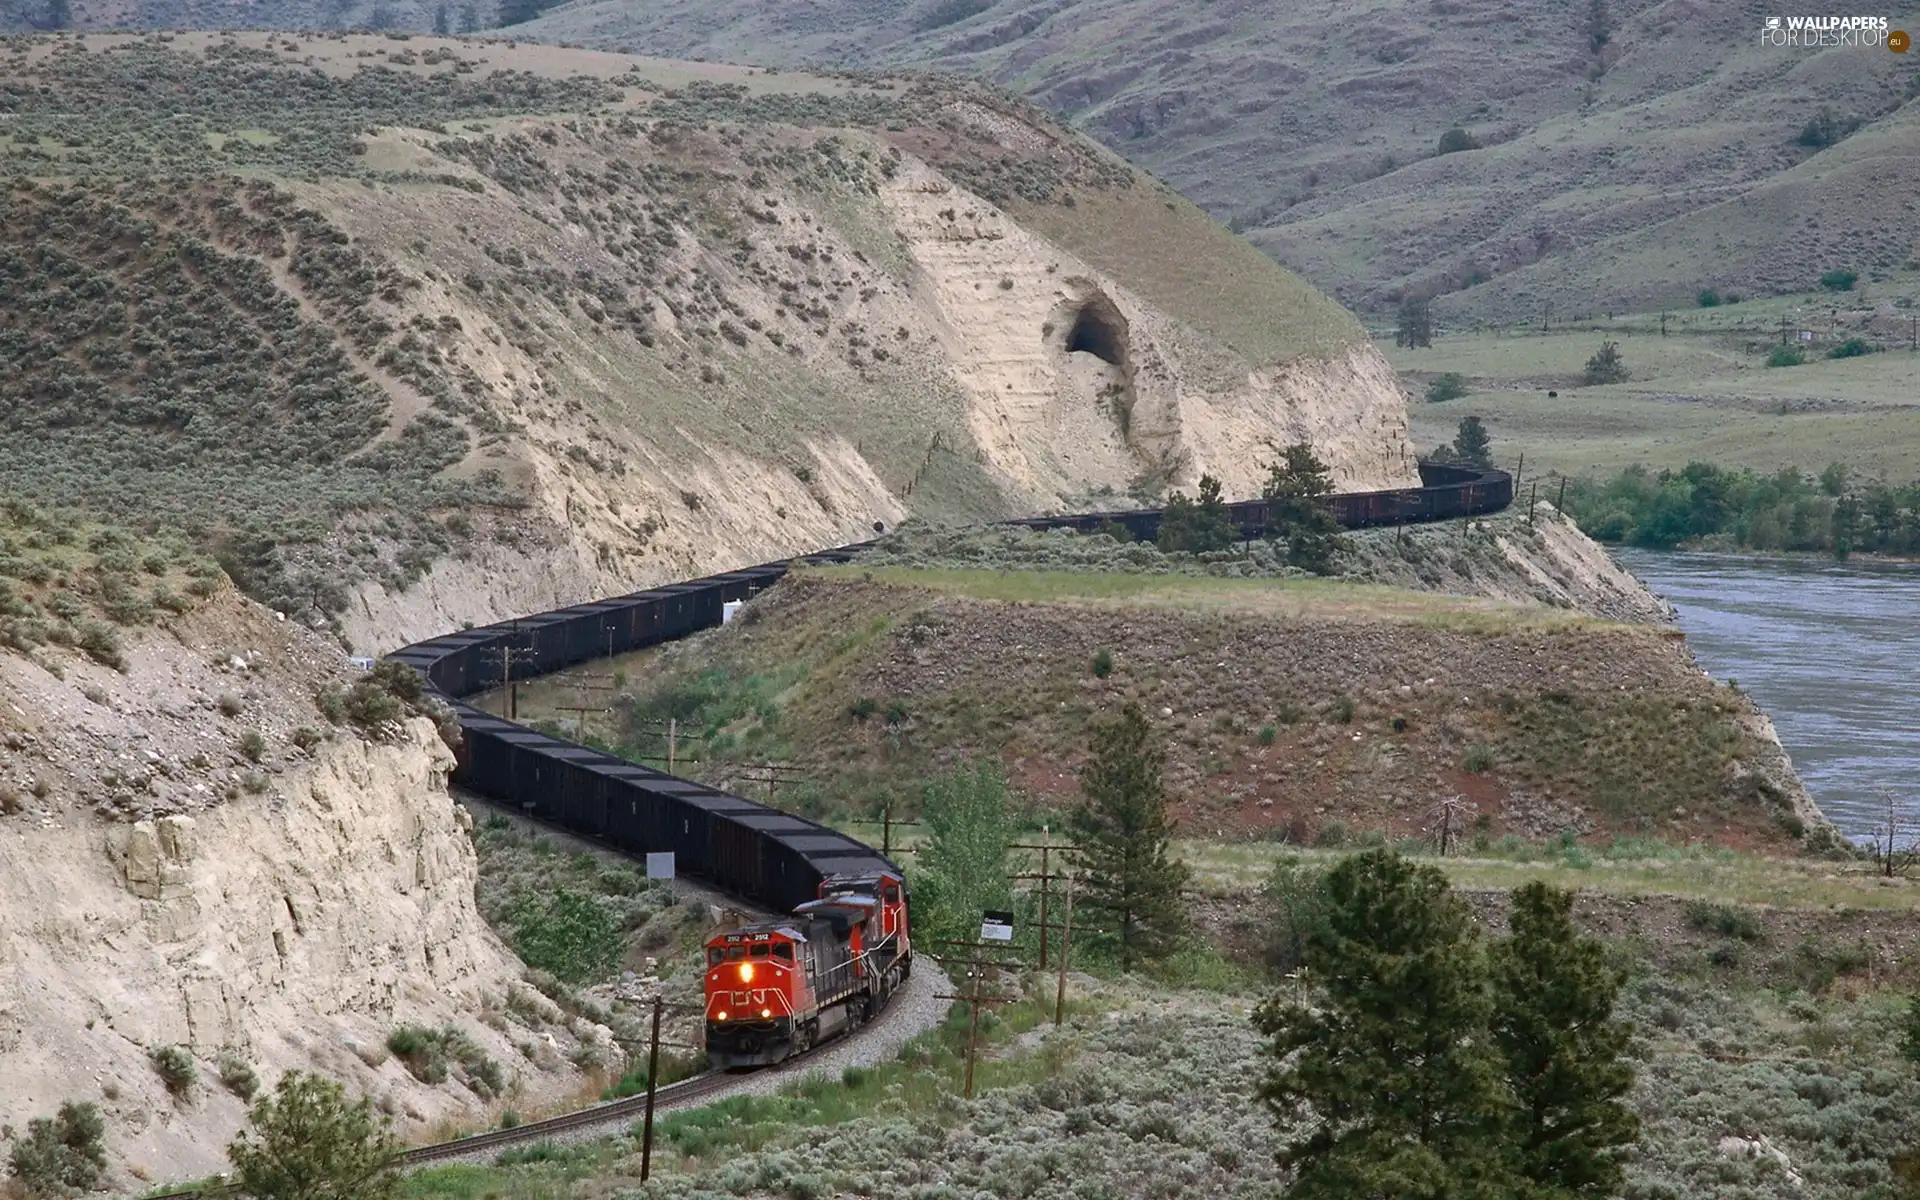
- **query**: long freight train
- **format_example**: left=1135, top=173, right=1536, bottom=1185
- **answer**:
left=390, top=462, right=1511, bottom=1066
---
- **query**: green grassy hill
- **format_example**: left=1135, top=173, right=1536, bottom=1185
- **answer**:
left=1391, top=296, right=1920, bottom=481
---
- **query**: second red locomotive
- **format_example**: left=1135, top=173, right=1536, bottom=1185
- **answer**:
left=703, top=869, right=911, bottom=1068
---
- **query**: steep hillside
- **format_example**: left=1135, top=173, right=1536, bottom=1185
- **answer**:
left=14, top=7, right=1915, bottom=323
left=0, top=32, right=1414, bottom=656
left=498, top=0, right=1920, bottom=322
left=0, top=501, right=618, bottom=1185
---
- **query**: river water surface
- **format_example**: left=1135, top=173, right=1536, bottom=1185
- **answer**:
left=1613, top=548, right=1919, bottom=841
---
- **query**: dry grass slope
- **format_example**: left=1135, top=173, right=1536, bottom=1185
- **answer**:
left=491, top=0, right=1920, bottom=325
left=594, top=567, right=1811, bottom=852
left=0, top=31, right=1391, bottom=651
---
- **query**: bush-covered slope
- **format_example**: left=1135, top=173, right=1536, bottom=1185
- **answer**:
left=571, top=562, right=1821, bottom=852
left=504, top=0, right=1920, bottom=323
left=0, top=32, right=1405, bottom=653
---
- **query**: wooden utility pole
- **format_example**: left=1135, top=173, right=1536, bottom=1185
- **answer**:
left=1054, top=872, right=1074, bottom=1027
left=1779, top=314, right=1790, bottom=346
left=1513, top=452, right=1523, bottom=490
left=1037, top=826, right=1051, bottom=971
left=728, top=760, right=808, bottom=803
left=639, top=995, right=663, bottom=1181
left=931, top=938, right=1025, bottom=1100
left=556, top=704, right=605, bottom=739
left=1010, top=834, right=1076, bottom=970
left=668, top=717, right=677, bottom=772
left=481, top=633, right=535, bottom=720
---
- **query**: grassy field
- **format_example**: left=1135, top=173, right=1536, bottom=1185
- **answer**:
left=1393, top=294, right=1920, bottom=480
left=1180, top=838, right=1919, bottom=912
left=809, top=564, right=1622, bottom=631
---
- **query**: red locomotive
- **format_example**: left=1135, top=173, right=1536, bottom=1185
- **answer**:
left=703, top=869, right=911, bottom=1068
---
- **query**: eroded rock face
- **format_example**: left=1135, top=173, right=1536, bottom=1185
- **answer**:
left=0, top=719, right=576, bottom=1184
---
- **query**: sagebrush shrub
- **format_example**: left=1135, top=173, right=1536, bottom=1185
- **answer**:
left=149, top=1044, right=196, bottom=1096
left=219, top=1055, right=260, bottom=1101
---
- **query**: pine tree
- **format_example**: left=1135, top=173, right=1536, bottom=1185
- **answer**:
left=1396, top=294, right=1434, bottom=348
left=1068, top=703, right=1190, bottom=972
left=457, top=0, right=480, bottom=31
left=1489, top=883, right=1638, bottom=1196
left=43, top=0, right=71, bottom=30
left=228, top=1072, right=398, bottom=1200
left=1156, top=473, right=1236, bottom=553
left=1255, top=850, right=1516, bottom=1199
left=1581, top=340, right=1627, bottom=385
left=432, top=1, right=450, bottom=33
left=1453, top=415, right=1494, bottom=469
left=1156, top=490, right=1197, bottom=551
left=1260, top=442, right=1347, bottom=574
left=912, top=762, right=1016, bottom=948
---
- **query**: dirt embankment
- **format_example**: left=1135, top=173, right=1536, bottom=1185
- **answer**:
left=630, top=569, right=1825, bottom=851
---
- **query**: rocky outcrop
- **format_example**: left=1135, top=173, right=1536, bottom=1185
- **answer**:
left=0, top=719, right=577, bottom=1183
left=0, top=591, right=617, bottom=1186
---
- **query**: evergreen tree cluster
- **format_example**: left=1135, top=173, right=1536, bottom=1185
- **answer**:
left=1257, top=853, right=1637, bottom=1199
left=7, top=1101, right=105, bottom=1196
left=1156, top=473, right=1237, bottom=554
left=1396, top=295, right=1434, bottom=348
left=229, top=1071, right=399, bottom=1200
left=1565, top=460, right=1920, bottom=557
left=1260, top=442, right=1347, bottom=574
left=1430, top=416, right=1494, bottom=469
left=1580, top=340, right=1628, bottom=385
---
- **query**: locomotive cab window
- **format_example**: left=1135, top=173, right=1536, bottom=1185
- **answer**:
left=772, top=945, right=793, bottom=963
left=750, top=944, right=770, bottom=958
left=707, top=948, right=725, bottom=966
left=727, top=946, right=746, bottom=961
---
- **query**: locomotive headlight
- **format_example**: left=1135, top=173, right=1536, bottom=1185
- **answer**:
left=716, top=1011, right=728, bottom=1021
left=760, top=1007, right=772, bottom=1018
left=738, top=962, right=755, bottom=983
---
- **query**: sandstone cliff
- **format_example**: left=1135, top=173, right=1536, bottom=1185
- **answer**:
left=0, top=588, right=610, bottom=1185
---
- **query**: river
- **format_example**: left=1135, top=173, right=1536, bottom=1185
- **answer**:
left=1613, top=548, right=1920, bottom=842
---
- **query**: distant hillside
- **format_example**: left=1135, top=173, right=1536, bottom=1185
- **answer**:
left=10, top=4, right=1917, bottom=323
left=511, top=0, right=1918, bottom=324
left=0, top=32, right=1409, bottom=655
left=19, top=0, right=1919, bottom=325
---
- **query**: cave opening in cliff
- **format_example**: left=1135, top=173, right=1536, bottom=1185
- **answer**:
left=1064, top=298, right=1127, bottom=367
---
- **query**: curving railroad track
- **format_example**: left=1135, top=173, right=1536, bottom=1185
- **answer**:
left=138, top=463, right=1511, bottom=1196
